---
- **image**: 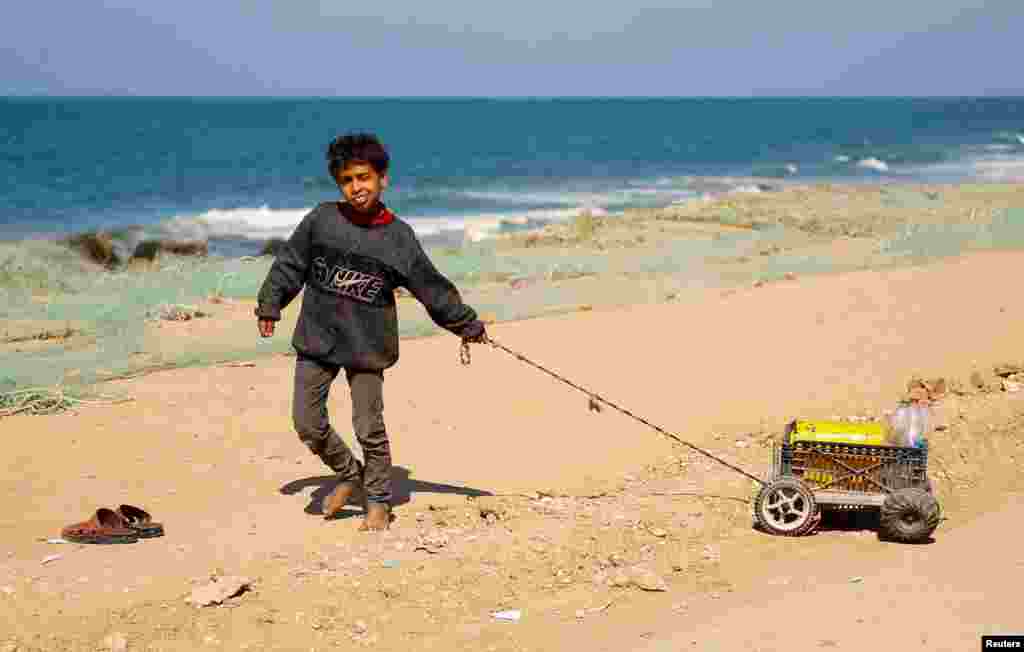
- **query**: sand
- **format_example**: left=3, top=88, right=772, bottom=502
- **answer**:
left=1, top=183, right=1023, bottom=651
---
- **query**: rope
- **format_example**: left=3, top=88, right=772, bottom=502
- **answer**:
left=460, top=338, right=767, bottom=486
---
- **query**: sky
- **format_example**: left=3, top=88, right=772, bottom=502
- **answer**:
left=1, top=0, right=1021, bottom=96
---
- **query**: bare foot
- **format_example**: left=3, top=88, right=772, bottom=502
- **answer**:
left=323, top=480, right=363, bottom=520
left=358, top=502, right=391, bottom=531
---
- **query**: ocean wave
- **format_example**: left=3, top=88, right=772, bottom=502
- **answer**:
left=151, top=204, right=613, bottom=246
left=856, top=158, right=889, bottom=173
left=161, top=206, right=310, bottom=242
left=972, top=156, right=1024, bottom=181
left=887, top=146, right=1024, bottom=182
left=993, top=131, right=1024, bottom=145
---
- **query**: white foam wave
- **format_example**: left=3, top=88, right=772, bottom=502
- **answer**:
left=834, top=155, right=851, bottom=163
left=895, top=149, right=1024, bottom=182
left=985, top=144, right=1017, bottom=152
left=973, top=156, right=1024, bottom=181
left=156, top=204, right=614, bottom=246
left=856, top=157, right=889, bottom=172
left=729, top=185, right=763, bottom=194
left=161, top=206, right=310, bottom=242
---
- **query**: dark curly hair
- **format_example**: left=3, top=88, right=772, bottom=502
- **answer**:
left=326, top=132, right=390, bottom=177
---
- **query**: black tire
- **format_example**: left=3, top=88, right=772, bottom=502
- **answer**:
left=879, top=488, right=941, bottom=543
left=754, top=477, right=818, bottom=536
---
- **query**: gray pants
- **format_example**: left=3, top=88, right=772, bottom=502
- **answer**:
left=292, top=354, right=392, bottom=504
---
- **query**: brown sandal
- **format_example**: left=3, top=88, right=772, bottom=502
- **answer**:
left=61, top=508, right=139, bottom=544
left=116, top=504, right=165, bottom=538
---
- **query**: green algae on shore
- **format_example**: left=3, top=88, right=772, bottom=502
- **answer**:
left=2, top=182, right=1023, bottom=400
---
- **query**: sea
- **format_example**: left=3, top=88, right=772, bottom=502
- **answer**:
left=2, top=97, right=1023, bottom=257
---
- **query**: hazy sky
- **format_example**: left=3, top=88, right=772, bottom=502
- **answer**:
left=2, top=0, right=1021, bottom=96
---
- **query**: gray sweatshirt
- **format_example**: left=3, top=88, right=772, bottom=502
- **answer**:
left=255, top=202, right=477, bottom=370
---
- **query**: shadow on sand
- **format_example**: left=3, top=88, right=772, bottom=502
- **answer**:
left=279, top=465, right=493, bottom=518
left=754, top=509, right=936, bottom=545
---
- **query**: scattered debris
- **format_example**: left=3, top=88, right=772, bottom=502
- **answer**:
left=491, top=609, right=522, bottom=622
left=630, top=566, right=669, bottom=592
left=0, top=387, right=132, bottom=418
left=414, top=531, right=450, bottom=554
left=849, top=576, right=863, bottom=584
left=148, top=303, right=209, bottom=322
left=473, top=496, right=510, bottom=521
left=993, top=363, right=1024, bottom=378
left=185, top=576, right=251, bottom=607
left=40, top=554, right=63, bottom=565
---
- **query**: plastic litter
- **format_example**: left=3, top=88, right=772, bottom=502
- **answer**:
left=887, top=404, right=931, bottom=448
left=491, top=609, right=522, bottom=622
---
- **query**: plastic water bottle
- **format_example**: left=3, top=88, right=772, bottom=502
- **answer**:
left=906, top=404, right=930, bottom=448
left=888, top=404, right=931, bottom=448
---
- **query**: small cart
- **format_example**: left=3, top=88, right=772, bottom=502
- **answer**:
left=754, top=419, right=941, bottom=543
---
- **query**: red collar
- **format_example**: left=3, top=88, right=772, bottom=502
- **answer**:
left=338, top=202, right=395, bottom=227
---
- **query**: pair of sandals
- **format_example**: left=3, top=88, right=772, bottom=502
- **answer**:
left=61, top=505, right=165, bottom=544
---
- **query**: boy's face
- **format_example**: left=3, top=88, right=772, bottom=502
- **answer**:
left=335, top=161, right=388, bottom=214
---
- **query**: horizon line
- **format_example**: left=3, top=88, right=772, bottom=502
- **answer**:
left=3, top=94, right=1023, bottom=101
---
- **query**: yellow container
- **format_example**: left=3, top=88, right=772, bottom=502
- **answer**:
left=787, top=419, right=889, bottom=447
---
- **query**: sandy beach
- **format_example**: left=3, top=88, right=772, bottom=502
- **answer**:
left=1, top=182, right=1023, bottom=651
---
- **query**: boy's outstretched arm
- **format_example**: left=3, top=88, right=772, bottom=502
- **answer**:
left=404, top=239, right=483, bottom=340
left=255, top=212, right=314, bottom=323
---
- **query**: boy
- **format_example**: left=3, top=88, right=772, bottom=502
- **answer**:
left=255, top=133, right=487, bottom=531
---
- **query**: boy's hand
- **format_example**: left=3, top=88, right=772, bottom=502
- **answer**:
left=258, top=318, right=276, bottom=338
left=460, top=320, right=488, bottom=344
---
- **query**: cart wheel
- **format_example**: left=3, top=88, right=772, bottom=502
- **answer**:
left=754, top=477, right=818, bottom=536
left=879, top=488, right=940, bottom=543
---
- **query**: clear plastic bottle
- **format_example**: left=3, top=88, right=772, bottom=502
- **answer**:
left=888, top=404, right=931, bottom=448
